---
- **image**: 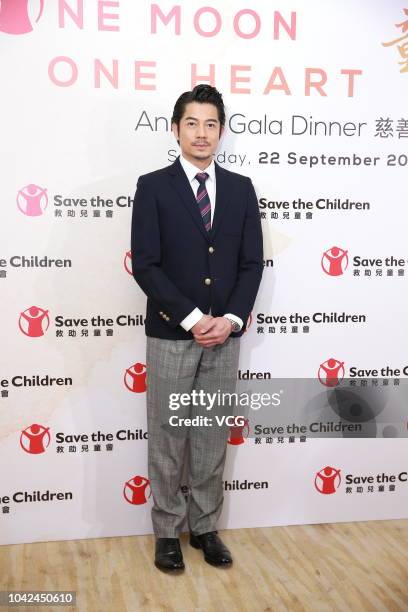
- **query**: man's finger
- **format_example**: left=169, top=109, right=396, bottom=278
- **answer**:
left=194, top=335, right=216, bottom=343
left=199, top=321, right=224, bottom=336
left=201, top=319, right=217, bottom=330
left=196, top=336, right=221, bottom=346
left=196, top=327, right=212, bottom=335
left=194, top=329, right=217, bottom=339
left=195, top=333, right=218, bottom=342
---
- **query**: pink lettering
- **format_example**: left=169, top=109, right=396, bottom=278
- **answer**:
left=135, top=61, right=156, bottom=90
left=231, top=65, right=251, bottom=94
left=191, top=64, right=215, bottom=87
left=233, top=9, right=261, bottom=39
left=98, top=1, right=119, bottom=31
left=194, top=7, right=221, bottom=37
left=341, top=69, right=362, bottom=97
left=273, top=11, right=296, bottom=40
left=151, top=4, right=180, bottom=35
left=305, top=68, right=327, bottom=96
left=95, top=59, right=119, bottom=88
left=48, top=56, right=78, bottom=87
left=263, top=67, right=291, bottom=95
left=58, top=0, right=83, bottom=29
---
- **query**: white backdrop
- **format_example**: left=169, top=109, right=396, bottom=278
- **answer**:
left=1, top=0, right=408, bottom=546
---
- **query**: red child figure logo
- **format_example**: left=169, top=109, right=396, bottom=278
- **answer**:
left=123, top=475, right=152, bottom=505
left=18, top=306, right=50, bottom=337
left=321, top=246, right=349, bottom=276
left=20, top=423, right=50, bottom=454
left=124, top=250, right=132, bottom=275
left=124, top=363, right=147, bottom=392
left=0, top=0, right=45, bottom=35
left=314, top=466, right=342, bottom=494
left=16, top=184, right=48, bottom=216
left=318, top=358, right=345, bottom=387
left=228, top=418, right=250, bottom=445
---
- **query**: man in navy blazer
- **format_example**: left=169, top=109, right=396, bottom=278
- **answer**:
left=131, top=85, right=263, bottom=572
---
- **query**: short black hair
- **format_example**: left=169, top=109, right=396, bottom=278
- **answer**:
left=171, top=84, right=225, bottom=129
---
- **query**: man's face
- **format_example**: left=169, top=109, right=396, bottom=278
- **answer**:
left=172, top=102, right=223, bottom=167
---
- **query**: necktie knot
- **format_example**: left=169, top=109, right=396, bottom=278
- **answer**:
left=195, top=172, right=209, bottom=185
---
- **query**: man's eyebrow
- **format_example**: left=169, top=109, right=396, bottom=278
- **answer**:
left=183, top=116, right=219, bottom=122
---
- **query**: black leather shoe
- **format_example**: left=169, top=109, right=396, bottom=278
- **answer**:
left=190, top=531, right=232, bottom=567
left=154, top=538, right=185, bottom=572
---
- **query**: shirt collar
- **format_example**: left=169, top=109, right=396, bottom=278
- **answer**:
left=179, top=154, right=215, bottom=185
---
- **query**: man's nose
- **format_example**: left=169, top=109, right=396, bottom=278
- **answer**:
left=196, top=124, right=207, bottom=138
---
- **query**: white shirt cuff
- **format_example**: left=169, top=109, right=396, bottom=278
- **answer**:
left=223, top=313, right=243, bottom=331
left=180, top=308, right=204, bottom=332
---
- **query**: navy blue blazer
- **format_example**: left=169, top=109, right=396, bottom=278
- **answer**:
left=131, top=156, right=263, bottom=340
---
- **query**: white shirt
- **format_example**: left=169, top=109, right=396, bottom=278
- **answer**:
left=178, top=154, right=243, bottom=333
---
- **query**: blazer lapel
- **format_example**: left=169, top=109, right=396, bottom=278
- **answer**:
left=167, top=157, right=209, bottom=242
left=210, top=162, right=230, bottom=239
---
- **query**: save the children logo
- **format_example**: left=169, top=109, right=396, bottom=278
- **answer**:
left=314, top=466, right=342, bottom=494
left=318, top=358, right=345, bottom=387
left=18, top=306, right=50, bottom=337
left=124, top=250, right=132, bottom=275
left=20, top=424, right=51, bottom=454
left=315, top=467, right=407, bottom=495
left=123, top=475, right=151, bottom=505
left=124, top=363, right=147, bottom=392
left=321, top=246, right=349, bottom=276
left=321, top=248, right=406, bottom=278
left=17, top=184, right=48, bottom=215
left=0, top=0, right=45, bottom=35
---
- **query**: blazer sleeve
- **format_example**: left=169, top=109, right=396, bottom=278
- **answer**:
left=224, top=177, right=264, bottom=329
left=131, top=176, right=197, bottom=328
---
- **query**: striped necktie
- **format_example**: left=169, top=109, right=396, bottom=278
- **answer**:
left=195, top=172, right=211, bottom=232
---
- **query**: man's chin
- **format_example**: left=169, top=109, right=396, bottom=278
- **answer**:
left=191, top=151, right=213, bottom=161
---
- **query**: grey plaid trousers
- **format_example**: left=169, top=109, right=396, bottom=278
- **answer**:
left=145, top=336, right=240, bottom=537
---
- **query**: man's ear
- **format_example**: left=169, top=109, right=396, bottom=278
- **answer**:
left=219, top=125, right=225, bottom=139
left=172, top=122, right=180, bottom=144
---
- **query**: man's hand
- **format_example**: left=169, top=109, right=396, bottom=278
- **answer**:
left=191, top=314, right=213, bottom=338
left=192, top=316, right=233, bottom=348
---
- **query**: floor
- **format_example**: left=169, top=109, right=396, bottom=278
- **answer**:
left=1, top=520, right=407, bottom=611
